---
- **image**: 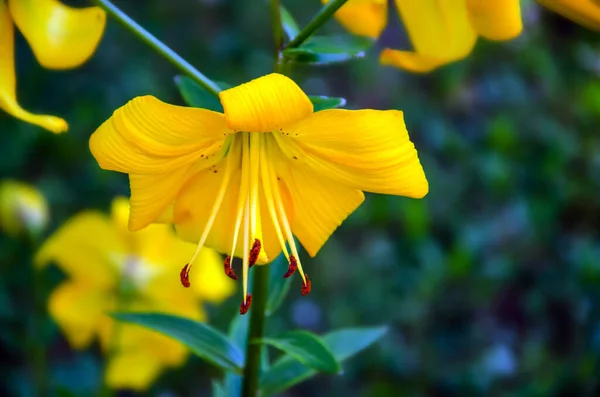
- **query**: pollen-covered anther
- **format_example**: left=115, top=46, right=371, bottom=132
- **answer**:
left=283, top=255, right=298, bottom=278
left=224, top=256, right=238, bottom=280
left=248, top=238, right=261, bottom=268
left=301, top=273, right=311, bottom=296
left=180, top=264, right=191, bottom=288
left=240, top=293, right=253, bottom=315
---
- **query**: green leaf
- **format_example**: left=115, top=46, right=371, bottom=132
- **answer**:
left=259, top=326, right=387, bottom=396
left=212, top=380, right=227, bottom=397
left=282, top=35, right=373, bottom=65
left=266, top=253, right=293, bottom=316
left=308, top=95, right=347, bottom=112
left=280, top=6, right=300, bottom=41
left=257, top=331, right=340, bottom=374
left=174, top=75, right=230, bottom=111
left=113, top=313, right=244, bottom=374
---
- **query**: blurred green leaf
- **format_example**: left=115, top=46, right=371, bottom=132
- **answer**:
left=280, top=6, right=299, bottom=41
left=266, top=253, right=293, bottom=316
left=113, top=313, right=244, bottom=374
left=174, top=76, right=231, bottom=112
left=308, top=95, right=347, bottom=112
left=260, top=326, right=387, bottom=396
left=282, top=36, right=372, bottom=65
left=257, top=330, right=340, bottom=373
left=212, top=380, right=227, bottom=397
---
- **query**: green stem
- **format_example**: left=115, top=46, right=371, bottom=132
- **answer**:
left=270, top=0, right=284, bottom=52
left=91, top=0, right=221, bottom=97
left=29, top=235, right=47, bottom=397
left=241, top=265, right=270, bottom=397
left=286, top=0, right=349, bottom=49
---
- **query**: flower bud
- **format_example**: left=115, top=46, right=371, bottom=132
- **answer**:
left=0, top=180, right=49, bottom=239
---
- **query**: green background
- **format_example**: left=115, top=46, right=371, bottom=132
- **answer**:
left=1, top=0, right=600, bottom=395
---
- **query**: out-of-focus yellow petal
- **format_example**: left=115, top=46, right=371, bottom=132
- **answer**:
left=466, top=0, right=523, bottom=40
left=271, top=144, right=365, bottom=257
left=537, top=0, right=600, bottom=31
left=48, top=282, right=110, bottom=349
left=35, top=211, right=123, bottom=288
left=219, top=73, right=313, bottom=133
left=0, top=2, right=67, bottom=133
left=105, top=352, right=165, bottom=391
left=189, top=247, right=237, bottom=302
left=8, top=0, right=105, bottom=70
left=285, top=109, right=428, bottom=198
left=323, top=0, right=387, bottom=38
left=388, top=0, right=477, bottom=72
left=379, top=48, right=454, bottom=73
left=0, top=180, right=49, bottom=238
left=90, top=96, right=227, bottom=175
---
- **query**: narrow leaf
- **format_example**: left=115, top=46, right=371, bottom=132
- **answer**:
left=257, top=331, right=340, bottom=374
left=308, top=96, right=347, bottom=112
left=211, top=380, right=227, bottom=397
left=280, top=6, right=300, bottom=41
left=112, top=313, right=244, bottom=374
left=174, top=76, right=231, bottom=111
left=266, top=252, right=293, bottom=316
left=259, top=326, right=387, bottom=396
left=282, top=35, right=373, bottom=65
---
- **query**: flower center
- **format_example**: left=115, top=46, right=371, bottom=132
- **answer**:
left=180, top=132, right=310, bottom=314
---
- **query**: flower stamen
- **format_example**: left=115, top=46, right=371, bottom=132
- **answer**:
left=224, top=256, right=238, bottom=280
left=240, top=293, right=252, bottom=315
left=283, top=255, right=298, bottom=278
left=248, top=238, right=261, bottom=268
left=180, top=263, right=191, bottom=288
left=301, top=273, right=312, bottom=296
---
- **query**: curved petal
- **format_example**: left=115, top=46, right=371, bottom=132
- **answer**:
left=324, top=0, right=388, bottom=39
left=35, top=211, right=123, bottom=288
left=271, top=143, right=365, bottom=257
left=48, top=282, right=110, bottom=349
left=379, top=48, right=456, bottom=73
left=466, top=0, right=522, bottom=40
left=283, top=109, right=428, bottom=197
left=389, top=0, right=477, bottom=72
left=0, top=2, right=67, bottom=133
left=537, top=0, right=600, bottom=31
left=90, top=95, right=228, bottom=174
left=174, top=164, right=285, bottom=263
left=8, top=0, right=105, bottom=70
left=219, top=73, right=313, bottom=133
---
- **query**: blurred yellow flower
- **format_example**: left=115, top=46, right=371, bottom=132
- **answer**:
left=326, top=0, right=522, bottom=72
left=537, top=0, right=600, bottom=31
left=0, top=0, right=106, bottom=133
left=89, top=73, right=428, bottom=313
left=0, top=179, right=48, bottom=238
left=36, top=197, right=235, bottom=391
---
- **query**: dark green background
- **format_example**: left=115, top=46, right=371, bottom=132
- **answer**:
left=2, top=0, right=600, bottom=396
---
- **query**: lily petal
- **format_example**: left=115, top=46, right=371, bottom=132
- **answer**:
left=219, top=73, right=313, bottom=133
left=466, top=0, right=523, bottom=40
left=324, top=0, right=388, bottom=39
left=35, top=211, right=124, bottom=288
left=90, top=96, right=228, bottom=174
left=272, top=144, right=365, bottom=257
left=0, top=2, right=67, bottom=133
left=537, top=0, right=600, bottom=31
left=105, top=351, right=168, bottom=392
left=387, top=0, right=477, bottom=72
left=285, top=109, right=428, bottom=197
left=8, top=0, right=105, bottom=70
left=48, top=281, right=111, bottom=349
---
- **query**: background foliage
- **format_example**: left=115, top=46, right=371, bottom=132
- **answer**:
left=2, top=0, right=600, bottom=396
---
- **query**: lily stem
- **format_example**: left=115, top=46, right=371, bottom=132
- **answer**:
left=241, top=265, right=270, bottom=397
left=285, top=0, right=349, bottom=49
left=91, top=0, right=222, bottom=97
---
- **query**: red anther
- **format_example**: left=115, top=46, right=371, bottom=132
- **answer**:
left=248, top=238, right=261, bottom=268
left=301, top=273, right=311, bottom=296
left=180, top=264, right=191, bottom=288
left=283, top=255, right=298, bottom=278
left=224, top=256, right=238, bottom=280
left=240, top=293, right=253, bottom=315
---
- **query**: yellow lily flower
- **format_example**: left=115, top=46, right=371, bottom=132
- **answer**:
left=326, top=0, right=522, bottom=72
left=536, top=0, right=600, bottom=31
left=36, top=197, right=235, bottom=391
left=0, top=0, right=106, bottom=133
left=89, top=73, right=428, bottom=313
left=0, top=179, right=48, bottom=238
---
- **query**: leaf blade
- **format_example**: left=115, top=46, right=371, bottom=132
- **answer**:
left=308, top=95, right=347, bottom=112
left=282, top=35, right=373, bottom=65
